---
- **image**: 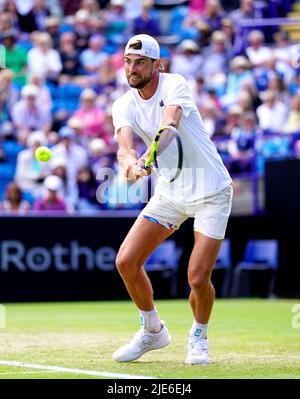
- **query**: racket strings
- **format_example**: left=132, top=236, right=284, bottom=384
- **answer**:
left=155, top=133, right=182, bottom=182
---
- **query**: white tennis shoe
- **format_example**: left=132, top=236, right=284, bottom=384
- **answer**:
left=185, top=336, right=210, bottom=365
left=112, top=322, right=171, bottom=362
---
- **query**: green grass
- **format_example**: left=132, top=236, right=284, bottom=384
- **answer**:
left=0, top=299, right=299, bottom=379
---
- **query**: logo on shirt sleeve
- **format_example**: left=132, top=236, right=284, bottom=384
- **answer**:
left=159, top=100, right=164, bottom=107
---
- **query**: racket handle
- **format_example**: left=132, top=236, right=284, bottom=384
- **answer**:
left=142, top=166, right=152, bottom=175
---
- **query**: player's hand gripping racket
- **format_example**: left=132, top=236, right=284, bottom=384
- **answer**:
left=144, top=126, right=183, bottom=183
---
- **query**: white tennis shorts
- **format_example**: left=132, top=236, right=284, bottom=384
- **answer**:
left=139, top=184, right=233, bottom=240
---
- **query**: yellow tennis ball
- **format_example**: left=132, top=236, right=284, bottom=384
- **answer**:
left=35, top=146, right=52, bottom=162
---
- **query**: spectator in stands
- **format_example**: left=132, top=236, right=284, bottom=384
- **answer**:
left=256, top=90, right=288, bottom=132
left=202, top=0, right=224, bottom=32
left=47, top=130, right=60, bottom=146
left=44, top=16, right=61, bottom=49
left=229, top=0, right=264, bottom=54
left=2, top=1, right=20, bottom=32
left=0, top=12, right=14, bottom=34
left=101, top=110, right=117, bottom=150
left=32, top=0, right=51, bottom=31
left=8, top=0, right=37, bottom=33
left=27, top=32, right=62, bottom=81
left=67, top=116, right=85, bottom=143
left=213, top=105, right=243, bottom=169
left=80, top=34, right=108, bottom=75
left=0, top=69, right=19, bottom=122
left=51, top=126, right=89, bottom=208
left=254, top=54, right=283, bottom=92
left=50, top=155, right=69, bottom=199
left=73, top=9, right=91, bottom=51
left=228, top=111, right=257, bottom=173
left=229, top=0, right=261, bottom=22
left=33, top=174, right=68, bottom=211
left=76, top=166, right=100, bottom=210
left=273, top=31, right=295, bottom=84
left=88, top=137, right=115, bottom=178
left=93, top=56, right=117, bottom=94
left=200, top=100, right=220, bottom=138
left=245, top=30, right=273, bottom=71
left=132, top=0, right=160, bottom=37
left=221, top=1, right=240, bottom=11
left=221, top=104, right=243, bottom=136
left=28, top=73, right=52, bottom=112
left=2, top=31, right=28, bottom=86
left=89, top=12, right=107, bottom=35
left=124, top=0, right=143, bottom=20
left=72, top=88, right=108, bottom=143
left=106, top=0, right=130, bottom=46
left=170, top=39, right=203, bottom=82
left=51, top=156, right=67, bottom=181
left=201, top=30, right=231, bottom=88
left=190, top=76, right=209, bottom=109
left=189, top=0, right=206, bottom=15
left=220, top=17, right=235, bottom=47
left=11, top=84, right=52, bottom=145
left=206, top=86, right=223, bottom=112
left=80, top=0, right=100, bottom=16
left=0, top=182, right=31, bottom=213
left=60, top=0, right=82, bottom=16
left=15, top=130, right=50, bottom=201
left=267, top=74, right=290, bottom=107
left=283, top=95, right=300, bottom=134
left=58, top=32, right=81, bottom=77
left=236, top=90, right=255, bottom=113
left=221, top=56, right=254, bottom=109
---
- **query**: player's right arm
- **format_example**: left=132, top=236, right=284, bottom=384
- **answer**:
left=117, top=126, right=143, bottom=180
left=112, top=96, right=149, bottom=180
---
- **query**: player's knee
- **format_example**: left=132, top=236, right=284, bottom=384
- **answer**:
left=188, top=268, right=211, bottom=292
left=115, top=252, right=137, bottom=278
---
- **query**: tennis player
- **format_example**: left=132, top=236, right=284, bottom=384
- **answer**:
left=111, top=34, right=232, bottom=364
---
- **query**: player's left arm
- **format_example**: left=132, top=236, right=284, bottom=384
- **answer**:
left=160, top=104, right=182, bottom=129
left=137, top=105, right=183, bottom=168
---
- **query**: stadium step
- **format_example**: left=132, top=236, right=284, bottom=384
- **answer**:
left=278, top=2, right=300, bottom=43
left=281, top=24, right=300, bottom=31
left=288, top=30, right=300, bottom=40
left=287, top=11, right=300, bottom=18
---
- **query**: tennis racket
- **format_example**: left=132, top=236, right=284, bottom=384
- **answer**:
left=144, top=126, right=183, bottom=183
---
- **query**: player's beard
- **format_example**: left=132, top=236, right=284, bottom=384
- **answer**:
left=127, top=72, right=153, bottom=89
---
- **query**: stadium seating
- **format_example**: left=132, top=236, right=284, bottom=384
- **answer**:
left=0, top=163, right=15, bottom=200
left=230, top=239, right=279, bottom=298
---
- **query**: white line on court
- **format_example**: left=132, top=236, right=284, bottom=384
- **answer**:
left=0, top=361, right=156, bottom=379
left=0, top=371, right=58, bottom=376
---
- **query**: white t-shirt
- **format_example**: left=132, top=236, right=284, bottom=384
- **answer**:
left=112, top=73, right=232, bottom=203
left=256, top=102, right=288, bottom=131
left=245, top=46, right=273, bottom=66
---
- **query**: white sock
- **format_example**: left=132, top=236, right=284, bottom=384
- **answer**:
left=139, top=308, right=162, bottom=333
left=190, top=320, right=208, bottom=339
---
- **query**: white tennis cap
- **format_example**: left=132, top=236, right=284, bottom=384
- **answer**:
left=124, top=34, right=164, bottom=70
left=44, top=175, right=63, bottom=191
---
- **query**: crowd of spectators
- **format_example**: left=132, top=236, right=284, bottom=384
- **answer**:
left=0, top=0, right=299, bottom=214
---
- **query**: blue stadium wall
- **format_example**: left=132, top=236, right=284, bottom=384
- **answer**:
left=1, top=158, right=300, bottom=301
left=0, top=213, right=299, bottom=301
